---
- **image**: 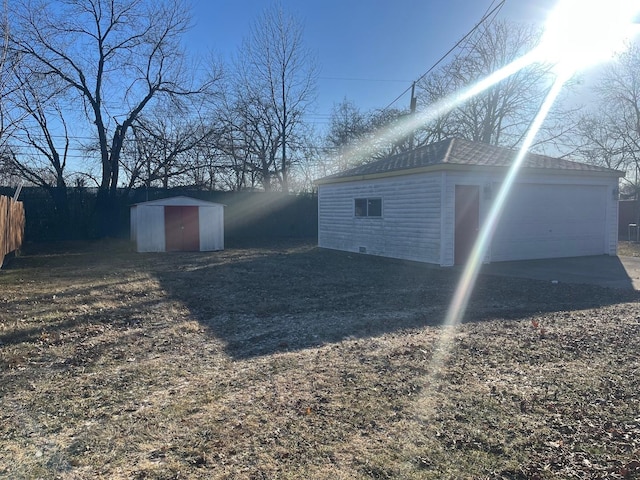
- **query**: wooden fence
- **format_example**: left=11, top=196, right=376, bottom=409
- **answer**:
left=0, top=195, right=25, bottom=267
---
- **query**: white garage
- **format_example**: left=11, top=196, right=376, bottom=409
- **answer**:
left=316, top=138, right=623, bottom=266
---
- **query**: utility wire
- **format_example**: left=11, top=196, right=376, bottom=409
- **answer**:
left=318, top=76, right=411, bottom=83
left=440, top=0, right=503, bottom=93
left=381, top=0, right=506, bottom=112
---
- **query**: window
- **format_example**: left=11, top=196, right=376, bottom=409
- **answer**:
left=355, top=198, right=382, bottom=217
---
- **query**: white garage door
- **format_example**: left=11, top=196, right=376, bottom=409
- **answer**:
left=490, top=183, right=608, bottom=262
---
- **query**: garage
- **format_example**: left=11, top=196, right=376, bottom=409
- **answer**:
left=130, top=196, right=224, bottom=253
left=490, top=183, right=609, bottom=262
left=316, top=138, right=623, bottom=266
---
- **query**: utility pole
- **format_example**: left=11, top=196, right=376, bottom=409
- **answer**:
left=410, top=81, right=417, bottom=114
left=409, top=81, right=417, bottom=150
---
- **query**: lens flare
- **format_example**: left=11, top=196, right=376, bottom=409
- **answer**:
left=377, top=0, right=640, bottom=421
left=336, top=52, right=538, bottom=169
left=336, top=1, right=640, bottom=172
left=413, top=72, right=574, bottom=422
left=444, top=71, right=571, bottom=329
left=439, top=0, right=640, bottom=333
left=536, top=0, right=640, bottom=74
left=326, top=0, right=640, bottom=423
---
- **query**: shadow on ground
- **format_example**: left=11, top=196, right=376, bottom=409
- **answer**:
left=3, top=240, right=638, bottom=362
left=149, top=243, right=640, bottom=360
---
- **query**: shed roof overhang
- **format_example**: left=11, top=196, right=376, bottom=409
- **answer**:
left=131, top=196, right=226, bottom=207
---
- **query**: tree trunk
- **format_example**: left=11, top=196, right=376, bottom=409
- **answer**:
left=263, top=171, right=272, bottom=191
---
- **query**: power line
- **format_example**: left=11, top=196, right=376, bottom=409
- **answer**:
left=11, top=132, right=97, bottom=142
left=381, top=0, right=507, bottom=112
left=318, top=76, right=412, bottom=83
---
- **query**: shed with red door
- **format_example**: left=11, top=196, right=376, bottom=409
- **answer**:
left=130, top=196, right=224, bottom=253
left=315, top=138, right=623, bottom=266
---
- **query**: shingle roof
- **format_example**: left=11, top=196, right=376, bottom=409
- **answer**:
left=316, top=138, right=624, bottom=183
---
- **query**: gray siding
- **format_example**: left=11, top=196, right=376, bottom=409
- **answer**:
left=135, top=206, right=166, bottom=252
left=318, top=173, right=442, bottom=263
left=199, top=205, right=225, bottom=251
left=606, top=184, right=619, bottom=256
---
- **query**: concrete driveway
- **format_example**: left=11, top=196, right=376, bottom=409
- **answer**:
left=480, top=255, right=640, bottom=290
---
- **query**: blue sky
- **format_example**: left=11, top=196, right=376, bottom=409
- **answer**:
left=187, top=0, right=558, bottom=129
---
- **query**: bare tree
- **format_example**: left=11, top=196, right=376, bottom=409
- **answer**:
left=1, top=0, right=74, bottom=217
left=120, top=104, right=218, bottom=192
left=216, top=90, right=267, bottom=191
left=0, top=0, right=8, bottom=104
left=416, top=21, right=561, bottom=149
left=235, top=4, right=317, bottom=192
left=326, top=100, right=368, bottom=150
left=185, top=138, right=232, bottom=191
left=10, top=0, right=213, bottom=232
left=324, top=99, right=369, bottom=171
left=5, top=65, right=72, bottom=219
left=366, top=108, right=414, bottom=157
left=0, top=0, right=19, bottom=183
left=572, top=42, right=640, bottom=196
left=322, top=100, right=414, bottom=172
left=228, top=90, right=282, bottom=191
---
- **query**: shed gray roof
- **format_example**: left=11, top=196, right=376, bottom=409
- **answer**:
left=131, top=196, right=225, bottom=207
left=316, top=138, right=624, bottom=184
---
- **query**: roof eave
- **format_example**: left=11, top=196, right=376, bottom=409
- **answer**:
left=314, top=164, right=625, bottom=185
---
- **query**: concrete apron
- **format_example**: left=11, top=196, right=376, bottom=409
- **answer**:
left=480, top=255, right=640, bottom=291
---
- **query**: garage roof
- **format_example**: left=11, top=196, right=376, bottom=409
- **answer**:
left=316, top=137, right=625, bottom=184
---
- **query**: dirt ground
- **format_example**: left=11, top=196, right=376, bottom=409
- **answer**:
left=1, top=239, right=639, bottom=479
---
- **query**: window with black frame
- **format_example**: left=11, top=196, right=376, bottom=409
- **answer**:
left=354, top=198, right=382, bottom=217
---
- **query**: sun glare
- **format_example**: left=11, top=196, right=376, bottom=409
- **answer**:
left=335, top=2, right=640, bottom=342
left=411, top=0, right=640, bottom=418
left=537, top=0, right=640, bottom=74
left=337, top=1, right=640, bottom=171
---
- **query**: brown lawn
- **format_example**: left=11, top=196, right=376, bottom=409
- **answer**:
left=1, top=239, right=639, bottom=479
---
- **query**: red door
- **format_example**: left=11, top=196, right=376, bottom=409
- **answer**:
left=164, top=206, right=200, bottom=251
left=454, top=185, right=480, bottom=265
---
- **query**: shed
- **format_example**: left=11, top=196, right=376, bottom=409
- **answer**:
left=315, top=138, right=624, bottom=266
left=130, top=196, right=224, bottom=253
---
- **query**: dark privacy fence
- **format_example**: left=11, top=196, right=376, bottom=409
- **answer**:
left=619, top=199, right=640, bottom=240
left=0, top=187, right=318, bottom=243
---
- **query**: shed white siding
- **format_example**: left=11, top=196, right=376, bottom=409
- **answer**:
left=318, top=173, right=442, bottom=263
left=134, top=205, right=166, bottom=252
left=199, top=205, right=224, bottom=251
left=319, top=170, right=620, bottom=267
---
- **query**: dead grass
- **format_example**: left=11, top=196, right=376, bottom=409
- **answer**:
left=1, top=239, right=639, bottom=479
left=618, top=241, right=640, bottom=257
